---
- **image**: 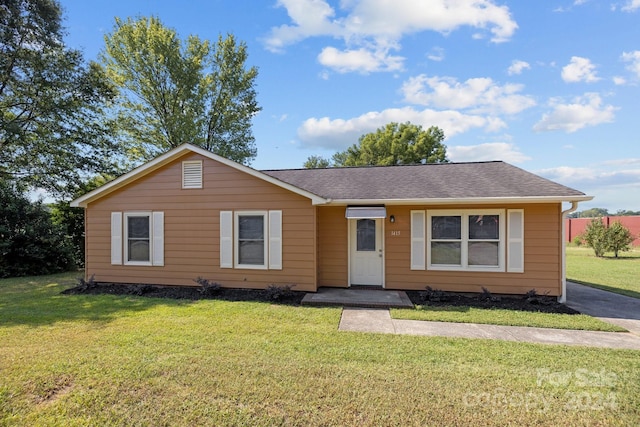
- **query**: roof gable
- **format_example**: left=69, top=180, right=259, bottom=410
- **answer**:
left=71, top=144, right=327, bottom=207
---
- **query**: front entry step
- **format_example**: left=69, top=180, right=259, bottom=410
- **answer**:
left=302, top=287, right=414, bottom=309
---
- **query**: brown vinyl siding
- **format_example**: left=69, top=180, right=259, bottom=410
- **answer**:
left=384, top=203, right=562, bottom=295
left=84, top=153, right=317, bottom=291
left=316, top=206, right=348, bottom=287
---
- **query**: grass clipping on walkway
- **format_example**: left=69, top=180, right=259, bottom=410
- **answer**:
left=391, top=305, right=626, bottom=332
left=1, top=272, right=639, bottom=426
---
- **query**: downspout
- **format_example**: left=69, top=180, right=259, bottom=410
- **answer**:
left=559, top=201, right=579, bottom=303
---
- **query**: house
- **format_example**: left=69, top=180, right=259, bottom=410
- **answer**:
left=71, top=143, right=592, bottom=302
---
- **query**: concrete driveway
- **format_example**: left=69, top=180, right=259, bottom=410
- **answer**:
left=566, top=281, right=640, bottom=336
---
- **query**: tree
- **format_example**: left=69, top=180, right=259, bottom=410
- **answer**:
left=50, top=175, right=112, bottom=267
left=303, top=155, right=331, bottom=169
left=332, top=122, right=448, bottom=167
left=578, top=208, right=610, bottom=218
left=606, top=221, right=634, bottom=258
left=1, top=0, right=119, bottom=196
left=0, top=180, right=75, bottom=277
left=582, top=218, right=608, bottom=257
left=102, top=16, right=260, bottom=164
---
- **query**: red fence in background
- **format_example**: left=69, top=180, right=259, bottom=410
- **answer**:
left=565, top=216, right=640, bottom=246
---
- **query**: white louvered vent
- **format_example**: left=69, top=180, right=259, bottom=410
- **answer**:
left=182, top=161, right=202, bottom=189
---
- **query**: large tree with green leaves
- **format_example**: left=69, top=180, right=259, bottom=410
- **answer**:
left=332, top=122, right=448, bottom=167
left=0, top=0, right=119, bottom=195
left=102, top=16, right=261, bottom=164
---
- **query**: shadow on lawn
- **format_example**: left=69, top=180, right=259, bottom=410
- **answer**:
left=0, top=278, right=194, bottom=327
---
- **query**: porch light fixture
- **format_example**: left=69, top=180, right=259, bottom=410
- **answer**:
left=390, top=215, right=395, bottom=223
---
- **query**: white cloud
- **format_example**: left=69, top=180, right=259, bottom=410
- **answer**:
left=401, top=75, right=536, bottom=115
left=507, top=60, right=530, bottom=75
left=265, top=0, right=518, bottom=73
left=613, top=76, right=627, bottom=85
left=533, top=93, right=616, bottom=133
left=539, top=165, right=640, bottom=187
left=297, top=107, right=505, bottom=149
left=427, top=47, right=445, bottom=62
left=318, top=46, right=404, bottom=73
left=448, top=142, right=531, bottom=163
left=621, top=50, right=640, bottom=78
left=561, top=56, right=600, bottom=83
left=622, top=0, right=640, bottom=12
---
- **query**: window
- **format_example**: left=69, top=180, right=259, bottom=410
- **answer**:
left=111, top=212, right=164, bottom=266
left=427, top=210, right=505, bottom=271
left=126, top=214, right=151, bottom=263
left=236, top=213, right=267, bottom=267
left=356, top=219, right=376, bottom=251
left=222, top=211, right=282, bottom=270
left=182, top=160, right=202, bottom=189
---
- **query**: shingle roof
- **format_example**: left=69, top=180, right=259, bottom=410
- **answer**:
left=262, top=161, right=587, bottom=201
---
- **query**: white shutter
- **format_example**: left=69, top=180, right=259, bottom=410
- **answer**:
left=507, top=209, right=524, bottom=273
left=268, top=210, right=283, bottom=270
left=182, top=161, right=202, bottom=189
left=111, top=212, right=122, bottom=265
left=152, top=212, right=164, bottom=266
left=220, top=211, right=233, bottom=268
left=411, top=210, right=426, bottom=270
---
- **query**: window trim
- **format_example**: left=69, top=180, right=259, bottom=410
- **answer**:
left=427, top=209, right=505, bottom=272
left=124, top=211, right=153, bottom=266
left=234, top=211, right=268, bottom=270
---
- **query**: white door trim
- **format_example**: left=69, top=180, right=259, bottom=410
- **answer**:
left=348, top=218, right=385, bottom=287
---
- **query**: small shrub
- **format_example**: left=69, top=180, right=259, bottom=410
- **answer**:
left=76, top=274, right=96, bottom=291
left=419, top=286, right=450, bottom=302
left=480, top=286, right=501, bottom=302
left=194, top=277, right=221, bottom=296
left=583, top=218, right=608, bottom=257
left=523, top=288, right=553, bottom=305
left=263, top=284, right=295, bottom=301
left=606, top=221, right=634, bottom=258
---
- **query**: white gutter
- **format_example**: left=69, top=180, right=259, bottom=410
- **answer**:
left=559, top=201, right=580, bottom=303
left=324, top=195, right=593, bottom=206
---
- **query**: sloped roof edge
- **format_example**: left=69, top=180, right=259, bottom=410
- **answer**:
left=70, top=144, right=328, bottom=208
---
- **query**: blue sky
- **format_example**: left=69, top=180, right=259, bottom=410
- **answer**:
left=59, top=0, right=640, bottom=211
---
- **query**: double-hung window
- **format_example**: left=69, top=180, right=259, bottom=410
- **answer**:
left=427, top=209, right=505, bottom=271
left=236, top=212, right=267, bottom=268
left=220, top=210, right=282, bottom=270
left=111, top=211, right=164, bottom=266
left=125, top=213, right=151, bottom=264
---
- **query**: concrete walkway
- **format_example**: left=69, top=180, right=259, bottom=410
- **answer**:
left=339, top=308, right=640, bottom=349
left=566, top=281, right=640, bottom=336
left=301, top=287, right=413, bottom=308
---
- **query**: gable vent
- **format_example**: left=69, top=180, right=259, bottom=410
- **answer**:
left=182, top=161, right=203, bottom=189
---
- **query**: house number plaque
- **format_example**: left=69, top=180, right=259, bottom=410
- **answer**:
left=391, top=231, right=401, bottom=236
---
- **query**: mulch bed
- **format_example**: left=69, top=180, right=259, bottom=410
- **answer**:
left=405, top=290, right=580, bottom=314
left=61, top=282, right=306, bottom=305
left=62, top=282, right=579, bottom=314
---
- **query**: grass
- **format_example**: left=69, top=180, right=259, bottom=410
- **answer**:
left=391, top=305, right=626, bottom=332
left=566, top=246, right=640, bottom=299
left=1, top=272, right=639, bottom=426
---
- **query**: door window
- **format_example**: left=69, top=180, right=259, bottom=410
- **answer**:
left=356, top=219, right=376, bottom=251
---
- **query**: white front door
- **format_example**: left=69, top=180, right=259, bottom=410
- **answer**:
left=350, top=218, right=384, bottom=286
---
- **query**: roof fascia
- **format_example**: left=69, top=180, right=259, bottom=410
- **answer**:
left=324, top=195, right=594, bottom=206
left=71, top=144, right=327, bottom=207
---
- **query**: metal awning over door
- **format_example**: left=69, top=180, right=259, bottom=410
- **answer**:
left=345, top=206, right=387, bottom=219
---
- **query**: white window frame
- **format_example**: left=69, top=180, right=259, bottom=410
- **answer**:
left=124, top=212, right=153, bottom=266
left=234, top=211, right=268, bottom=270
left=427, top=209, right=505, bottom=272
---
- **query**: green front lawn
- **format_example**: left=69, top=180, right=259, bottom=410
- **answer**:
left=1, top=272, right=638, bottom=426
left=391, top=305, right=626, bottom=331
left=566, top=246, right=640, bottom=299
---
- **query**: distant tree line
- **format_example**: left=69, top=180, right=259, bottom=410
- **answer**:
left=568, top=208, right=640, bottom=218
